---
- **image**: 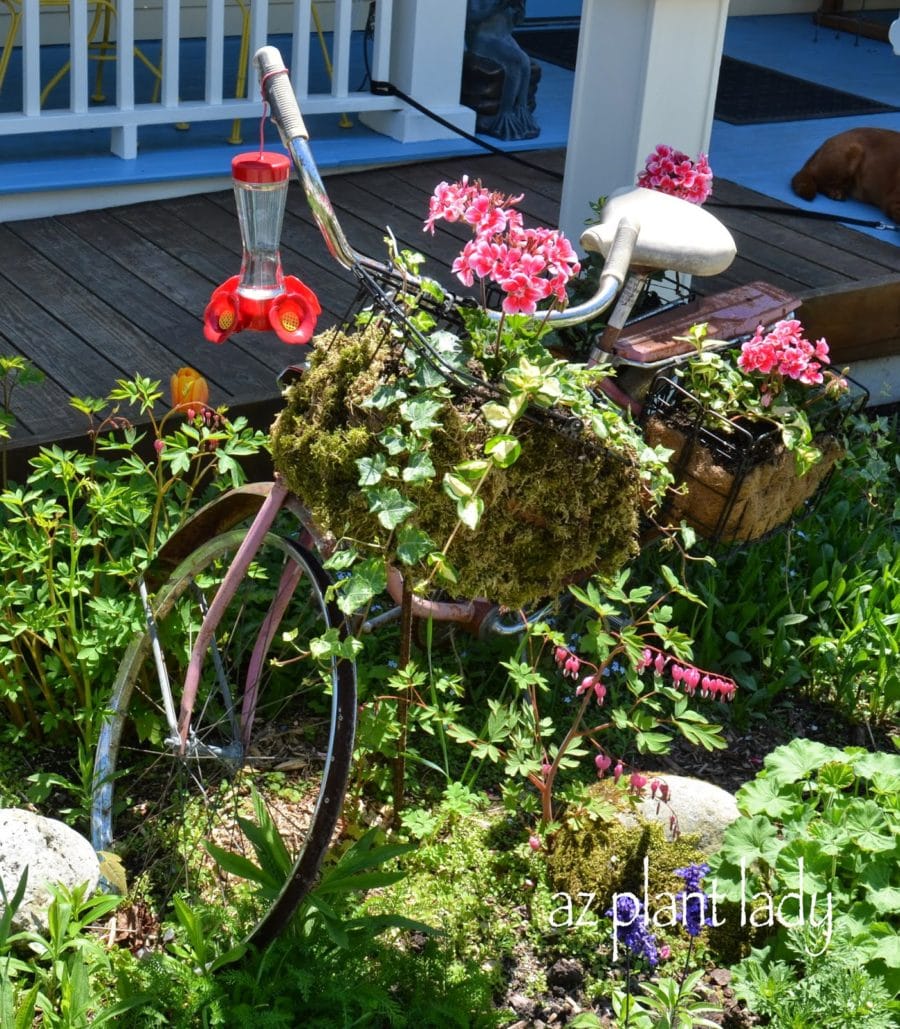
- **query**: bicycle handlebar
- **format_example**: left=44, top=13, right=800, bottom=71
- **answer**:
left=253, top=44, right=637, bottom=327
left=255, top=45, right=364, bottom=271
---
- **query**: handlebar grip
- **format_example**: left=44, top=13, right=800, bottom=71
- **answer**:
left=598, top=218, right=639, bottom=288
left=254, top=46, right=308, bottom=143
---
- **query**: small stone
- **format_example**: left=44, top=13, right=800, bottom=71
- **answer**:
left=618, top=774, right=740, bottom=852
left=0, top=809, right=101, bottom=934
left=509, top=993, right=538, bottom=1018
left=709, top=967, right=733, bottom=986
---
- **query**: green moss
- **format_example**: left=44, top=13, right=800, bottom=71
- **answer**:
left=546, top=780, right=758, bottom=964
left=270, top=329, right=383, bottom=543
left=363, top=809, right=528, bottom=982
left=548, top=808, right=705, bottom=907
left=271, top=327, right=640, bottom=608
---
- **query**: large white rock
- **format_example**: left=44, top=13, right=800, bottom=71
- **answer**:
left=617, top=774, right=740, bottom=853
left=0, top=809, right=101, bottom=934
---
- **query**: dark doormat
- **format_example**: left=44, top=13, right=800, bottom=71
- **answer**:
left=514, top=29, right=578, bottom=71
left=714, top=56, right=899, bottom=124
left=513, top=29, right=898, bottom=124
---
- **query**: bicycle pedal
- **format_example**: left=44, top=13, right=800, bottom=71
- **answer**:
left=278, top=361, right=310, bottom=388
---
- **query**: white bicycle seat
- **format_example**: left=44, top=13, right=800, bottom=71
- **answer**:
left=580, top=186, right=736, bottom=277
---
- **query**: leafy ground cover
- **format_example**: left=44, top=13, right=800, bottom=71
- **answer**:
left=0, top=349, right=897, bottom=1026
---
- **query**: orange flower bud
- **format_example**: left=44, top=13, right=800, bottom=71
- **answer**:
left=170, top=367, right=209, bottom=410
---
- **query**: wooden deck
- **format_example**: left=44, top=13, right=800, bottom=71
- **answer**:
left=2, top=148, right=899, bottom=454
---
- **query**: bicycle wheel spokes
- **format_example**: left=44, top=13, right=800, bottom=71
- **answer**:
left=94, top=530, right=356, bottom=948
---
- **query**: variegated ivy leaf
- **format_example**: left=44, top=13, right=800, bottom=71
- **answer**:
left=400, top=396, right=443, bottom=434
left=367, top=487, right=417, bottom=530
left=457, top=495, right=484, bottom=531
left=454, top=459, right=490, bottom=481
left=426, top=551, right=458, bottom=586
left=484, top=433, right=521, bottom=468
left=365, top=382, right=408, bottom=410
left=356, top=453, right=388, bottom=487
left=443, top=473, right=473, bottom=499
left=335, top=558, right=387, bottom=616
left=402, top=451, right=436, bottom=483
left=396, top=525, right=433, bottom=565
left=481, top=401, right=511, bottom=429
left=378, top=425, right=410, bottom=456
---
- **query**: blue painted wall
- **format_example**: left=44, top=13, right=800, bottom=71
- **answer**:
left=525, top=1, right=581, bottom=21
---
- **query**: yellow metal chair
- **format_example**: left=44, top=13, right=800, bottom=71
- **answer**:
left=0, top=1, right=162, bottom=105
left=229, top=0, right=251, bottom=144
left=228, top=1, right=351, bottom=145
left=0, top=0, right=21, bottom=96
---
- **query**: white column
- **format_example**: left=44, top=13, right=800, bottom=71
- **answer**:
left=360, top=0, right=476, bottom=143
left=560, top=0, right=729, bottom=247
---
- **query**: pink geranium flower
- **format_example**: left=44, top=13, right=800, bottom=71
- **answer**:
left=738, top=319, right=832, bottom=393
left=424, top=178, right=580, bottom=317
left=638, top=144, right=713, bottom=205
left=500, top=272, right=553, bottom=315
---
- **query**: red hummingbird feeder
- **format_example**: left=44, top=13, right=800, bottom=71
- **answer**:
left=204, top=151, right=320, bottom=345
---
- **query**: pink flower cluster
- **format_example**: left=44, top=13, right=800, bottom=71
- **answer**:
left=635, top=647, right=737, bottom=702
left=424, top=177, right=581, bottom=316
left=738, top=318, right=830, bottom=388
left=554, top=647, right=606, bottom=705
left=592, top=758, right=671, bottom=802
left=637, top=144, right=713, bottom=205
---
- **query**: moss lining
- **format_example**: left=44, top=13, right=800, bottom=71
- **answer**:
left=271, top=327, right=641, bottom=608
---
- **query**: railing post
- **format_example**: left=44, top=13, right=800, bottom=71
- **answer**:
left=559, top=0, right=729, bottom=245
left=359, top=0, right=476, bottom=142
left=109, top=0, right=136, bottom=157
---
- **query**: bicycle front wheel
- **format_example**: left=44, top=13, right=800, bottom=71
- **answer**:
left=92, top=529, right=357, bottom=950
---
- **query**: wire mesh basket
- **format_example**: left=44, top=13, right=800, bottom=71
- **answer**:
left=640, top=366, right=870, bottom=543
left=315, top=262, right=624, bottom=449
left=270, top=262, right=644, bottom=608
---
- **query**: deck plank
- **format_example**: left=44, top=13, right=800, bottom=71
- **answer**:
left=1, top=150, right=897, bottom=453
left=12, top=211, right=278, bottom=397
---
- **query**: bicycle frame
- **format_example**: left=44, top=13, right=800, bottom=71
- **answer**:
left=167, top=46, right=806, bottom=731
left=178, top=478, right=292, bottom=753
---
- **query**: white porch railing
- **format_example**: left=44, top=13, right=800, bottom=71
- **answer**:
left=0, top=1, right=472, bottom=159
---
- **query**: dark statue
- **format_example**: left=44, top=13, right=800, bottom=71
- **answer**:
left=462, top=0, right=541, bottom=141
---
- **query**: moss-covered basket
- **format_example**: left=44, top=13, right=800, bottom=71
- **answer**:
left=270, top=326, right=641, bottom=609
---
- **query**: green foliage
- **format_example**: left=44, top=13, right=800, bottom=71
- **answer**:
left=0, top=374, right=267, bottom=745
left=0, top=355, right=43, bottom=448
left=0, top=873, right=150, bottom=1027
left=659, top=413, right=899, bottom=722
left=297, top=829, right=431, bottom=951
left=732, top=928, right=899, bottom=1027
left=362, top=790, right=529, bottom=1011
left=609, top=968, right=721, bottom=1028
left=442, top=563, right=731, bottom=823
left=204, top=922, right=503, bottom=1028
left=138, top=807, right=493, bottom=1028
left=708, top=739, right=900, bottom=999
left=269, top=254, right=673, bottom=611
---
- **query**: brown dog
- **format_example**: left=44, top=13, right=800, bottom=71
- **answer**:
left=791, top=127, right=900, bottom=223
